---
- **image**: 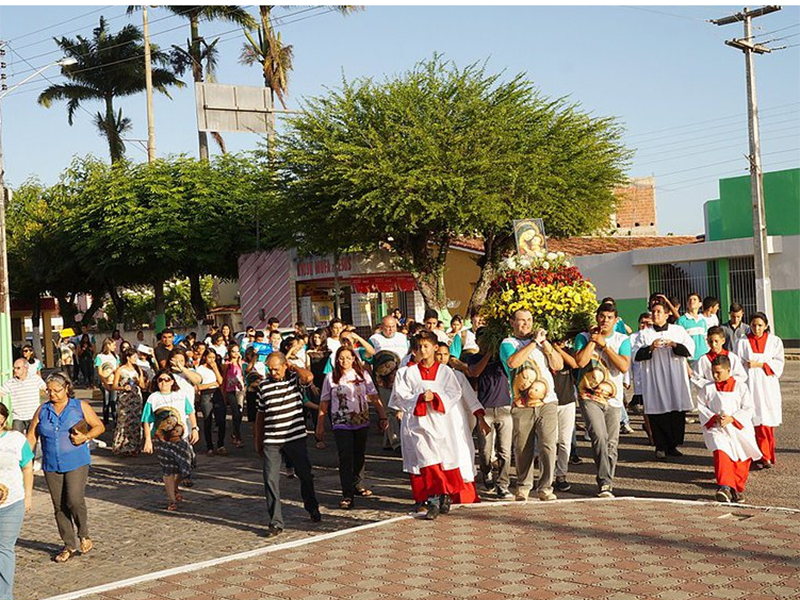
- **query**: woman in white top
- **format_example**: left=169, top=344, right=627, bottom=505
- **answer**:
left=142, top=370, right=199, bottom=511
left=196, top=348, right=226, bottom=456
left=95, top=338, right=120, bottom=425
left=20, top=345, right=42, bottom=375
left=0, top=403, right=34, bottom=599
left=316, top=347, right=388, bottom=509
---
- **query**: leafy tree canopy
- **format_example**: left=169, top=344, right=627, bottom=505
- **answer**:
left=276, top=54, right=631, bottom=310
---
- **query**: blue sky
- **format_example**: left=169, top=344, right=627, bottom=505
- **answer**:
left=1, top=4, right=798, bottom=236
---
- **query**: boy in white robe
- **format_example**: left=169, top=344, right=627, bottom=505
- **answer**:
left=390, top=331, right=489, bottom=520
left=691, top=326, right=747, bottom=390
left=699, top=354, right=761, bottom=503
left=735, top=312, right=784, bottom=469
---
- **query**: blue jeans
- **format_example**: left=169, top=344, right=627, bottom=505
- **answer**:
left=0, top=500, right=25, bottom=600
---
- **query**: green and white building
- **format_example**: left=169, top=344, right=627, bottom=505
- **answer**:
left=573, top=168, right=800, bottom=345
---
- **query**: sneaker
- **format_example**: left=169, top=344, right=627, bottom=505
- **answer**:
left=598, top=485, right=614, bottom=499
left=667, top=448, right=683, bottom=457
left=569, top=454, right=582, bottom=465
left=424, top=501, right=440, bottom=520
left=264, top=525, right=283, bottom=538
left=554, top=478, right=571, bottom=493
left=538, top=490, right=557, bottom=501
left=206, top=449, right=215, bottom=457
left=285, top=467, right=296, bottom=478
left=496, top=487, right=514, bottom=500
left=715, top=486, right=732, bottom=503
left=732, top=490, right=745, bottom=503
left=620, top=423, right=634, bottom=434
left=216, top=446, right=228, bottom=456
left=439, top=494, right=452, bottom=515
left=483, top=471, right=495, bottom=491
left=655, top=450, right=667, bottom=460
left=514, top=492, right=529, bottom=502
left=309, top=508, right=322, bottom=522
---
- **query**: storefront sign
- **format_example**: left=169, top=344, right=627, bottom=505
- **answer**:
left=296, top=255, right=354, bottom=280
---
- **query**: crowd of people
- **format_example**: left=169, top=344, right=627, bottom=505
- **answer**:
left=0, top=295, right=786, bottom=596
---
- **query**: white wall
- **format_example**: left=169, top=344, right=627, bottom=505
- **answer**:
left=573, top=252, right=649, bottom=301
left=770, top=235, right=800, bottom=291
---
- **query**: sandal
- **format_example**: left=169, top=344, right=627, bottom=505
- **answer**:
left=175, top=493, right=184, bottom=502
left=54, top=547, right=77, bottom=563
left=79, top=537, right=93, bottom=554
left=339, top=497, right=354, bottom=509
left=166, top=502, right=178, bottom=511
left=354, top=488, right=373, bottom=497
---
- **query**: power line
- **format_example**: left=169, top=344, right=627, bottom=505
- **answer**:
left=751, top=22, right=800, bottom=38
left=3, top=5, right=112, bottom=43
left=4, top=5, right=331, bottom=84
left=624, top=101, right=799, bottom=139
left=632, top=116, right=800, bottom=155
left=655, top=157, right=800, bottom=192
left=635, top=131, right=800, bottom=166
left=654, top=147, right=799, bottom=179
left=5, top=44, right=147, bottom=157
left=622, top=6, right=711, bottom=23
left=9, top=6, right=131, bottom=53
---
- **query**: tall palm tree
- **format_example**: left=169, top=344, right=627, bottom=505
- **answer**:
left=239, top=6, right=360, bottom=159
left=160, top=6, right=257, bottom=160
left=38, top=16, right=183, bottom=163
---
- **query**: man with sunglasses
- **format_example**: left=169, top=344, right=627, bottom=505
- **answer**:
left=0, top=359, right=46, bottom=433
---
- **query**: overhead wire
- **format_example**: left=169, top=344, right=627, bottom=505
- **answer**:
left=624, top=101, right=799, bottom=140
left=2, top=5, right=112, bottom=43
left=3, top=5, right=331, bottom=85
left=5, top=43, right=148, bottom=156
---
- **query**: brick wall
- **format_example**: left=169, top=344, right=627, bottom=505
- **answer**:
left=611, top=177, right=657, bottom=235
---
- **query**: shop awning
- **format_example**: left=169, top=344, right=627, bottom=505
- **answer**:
left=351, top=274, right=417, bottom=294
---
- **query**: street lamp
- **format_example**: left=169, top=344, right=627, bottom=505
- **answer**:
left=0, top=56, right=77, bottom=383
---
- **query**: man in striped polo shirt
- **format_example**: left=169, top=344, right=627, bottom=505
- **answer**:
left=255, top=352, right=321, bottom=537
left=0, top=359, right=46, bottom=432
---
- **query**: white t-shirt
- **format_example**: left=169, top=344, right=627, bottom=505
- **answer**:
left=142, top=391, right=195, bottom=441
left=195, top=365, right=219, bottom=388
left=210, top=343, right=228, bottom=360
left=174, top=371, right=197, bottom=406
left=0, top=376, right=45, bottom=421
left=701, top=313, right=720, bottom=328
left=326, top=337, right=342, bottom=354
left=368, top=332, right=409, bottom=360
left=0, top=430, right=34, bottom=508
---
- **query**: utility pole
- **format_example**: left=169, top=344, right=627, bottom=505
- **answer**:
left=141, top=6, right=166, bottom=333
left=711, top=5, right=780, bottom=326
left=0, top=41, right=10, bottom=383
left=143, top=6, right=156, bottom=163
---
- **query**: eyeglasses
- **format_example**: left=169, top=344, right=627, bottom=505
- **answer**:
left=157, top=377, right=173, bottom=383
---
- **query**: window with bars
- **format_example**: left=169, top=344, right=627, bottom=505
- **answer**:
left=729, top=256, right=757, bottom=318
left=648, top=261, right=720, bottom=307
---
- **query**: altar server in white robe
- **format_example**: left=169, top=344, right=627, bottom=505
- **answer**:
left=690, top=326, right=748, bottom=390
left=632, top=299, right=695, bottom=460
left=698, top=354, right=761, bottom=503
left=390, top=331, right=488, bottom=520
left=736, top=312, right=784, bottom=470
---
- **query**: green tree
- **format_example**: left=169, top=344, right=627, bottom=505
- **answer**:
left=277, top=56, right=630, bottom=311
left=38, top=17, right=183, bottom=163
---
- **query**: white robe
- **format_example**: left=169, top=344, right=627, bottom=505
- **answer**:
left=632, top=325, right=695, bottom=415
left=690, top=352, right=748, bottom=390
left=698, top=381, right=762, bottom=462
left=389, top=363, right=474, bottom=480
left=735, top=334, right=784, bottom=427
left=451, top=369, right=482, bottom=480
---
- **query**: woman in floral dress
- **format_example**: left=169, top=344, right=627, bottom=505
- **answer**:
left=111, top=348, right=147, bottom=456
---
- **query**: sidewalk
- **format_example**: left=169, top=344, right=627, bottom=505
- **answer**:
left=49, top=498, right=800, bottom=600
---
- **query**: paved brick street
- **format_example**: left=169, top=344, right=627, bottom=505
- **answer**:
left=13, top=360, right=799, bottom=600
left=77, top=499, right=800, bottom=600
